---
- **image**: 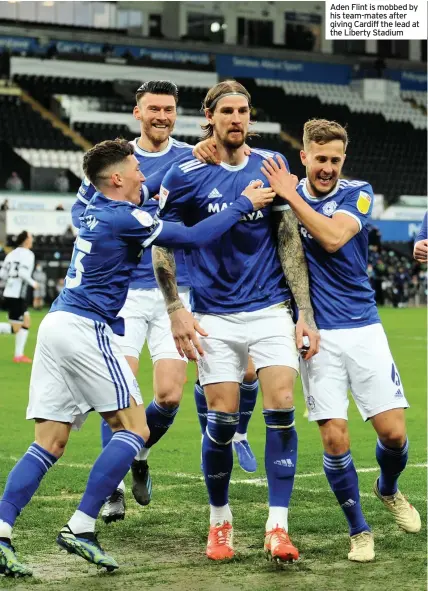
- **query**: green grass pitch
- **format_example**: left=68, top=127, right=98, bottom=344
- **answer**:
left=0, top=307, right=426, bottom=590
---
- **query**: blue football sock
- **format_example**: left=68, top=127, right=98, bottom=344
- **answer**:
left=0, top=443, right=57, bottom=526
left=376, top=437, right=408, bottom=496
left=323, top=451, right=370, bottom=536
left=78, top=430, right=145, bottom=518
left=202, top=411, right=239, bottom=506
left=263, top=408, right=297, bottom=508
left=237, top=379, right=258, bottom=435
left=100, top=419, right=113, bottom=449
left=144, top=400, right=179, bottom=449
left=194, top=381, right=208, bottom=435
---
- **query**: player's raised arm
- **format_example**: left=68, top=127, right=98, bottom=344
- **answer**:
left=262, top=155, right=361, bottom=253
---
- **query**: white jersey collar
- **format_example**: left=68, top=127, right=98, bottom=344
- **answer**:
left=220, top=156, right=249, bottom=172
left=132, top=137, right=173, bottom=158
left=302, top=178, right=341, bottom=201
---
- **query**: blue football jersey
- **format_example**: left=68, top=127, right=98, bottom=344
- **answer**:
left=53, top=190, right=255, bottom=333
left=415, top=211, right=427, bottom=242
left=158, top=149, right=292, bottom=315
left=75, top=137, right=193, bottom=289
left=52, top=193, right=165, bottom=334
left=297, top=178, right=380, bottom=330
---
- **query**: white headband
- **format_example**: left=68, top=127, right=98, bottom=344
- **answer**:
left=207, top=92, right=250, bottom=110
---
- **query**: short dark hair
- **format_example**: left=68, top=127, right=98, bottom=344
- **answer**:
left=16, top=231, right=29, bottom=246
left=135, top=80, right=178, bottom=104
left=83, top=139, right=135, bottom=188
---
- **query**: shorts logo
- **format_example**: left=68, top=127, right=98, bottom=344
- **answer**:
left=322, top=201, right=338, bottom=216
left=394, top=389, right=403, bottom=399
left=356, top=191, right=371, bottom=215
left=306, top=395, right=316, bottom=411
left=131, top=209, right=153, bottom=227
left=159, top=185, right=169, bottom=210
left=391, top=363, right=401, bottom=387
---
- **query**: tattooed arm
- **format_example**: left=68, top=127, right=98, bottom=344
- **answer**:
left=152, top=246, right=183, bottom=314
left=274, top=209, right=315, bottom=326
left=274, top=209, right=320, bottom=359
left=152, top=246, right=207, bottom=360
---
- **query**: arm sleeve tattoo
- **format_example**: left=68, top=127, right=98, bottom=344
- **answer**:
left=152, top=246, right=184, bottom=314
left=274, top=209, right=316, bottom=329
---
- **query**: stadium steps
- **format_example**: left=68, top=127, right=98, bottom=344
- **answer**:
left=19, top=89, right=92, bottom=151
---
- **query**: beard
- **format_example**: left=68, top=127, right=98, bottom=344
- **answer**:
left=143, top=120, right=174, bottom=145
left=221, top=129, right=247, bottom=150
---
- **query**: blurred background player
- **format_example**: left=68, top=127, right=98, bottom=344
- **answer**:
left=0, top=138, right=274, bottom=577
left=154, top=80, right=319, bottom=563
left=262, top=119, right=421, bottom=563
left=413, top=211, right=427, bottom=263
left=0, top=231, right=38, bottom=363
left=32, top=264, right=47, bottom=310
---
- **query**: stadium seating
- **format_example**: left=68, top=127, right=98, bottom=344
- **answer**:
left=0, top=95, right=78, bottom=151
left=5, top=65, right=427, bottom=203
left=14, top=75, right=211, bottom=117
left=240, top=78, right=427, bottom=201
left=14, top=148, right=84, bottom=179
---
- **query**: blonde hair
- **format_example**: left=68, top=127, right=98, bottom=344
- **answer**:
left=303, top=119, right=348, bottom=151
left=201, top=80, right=252, bottom=140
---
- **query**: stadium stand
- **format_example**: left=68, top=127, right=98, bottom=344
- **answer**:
left=0, top=95, right=78, bottom=151
left=0, top=12, right=425, bottom=310
left=237, top=77, right=427, bottom=200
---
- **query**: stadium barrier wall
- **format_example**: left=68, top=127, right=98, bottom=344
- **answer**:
left=3, top=38, right=427, bottom=91
left=6, top=210, right=73, bottom=236
left=370, top=220, right=424, bottom=242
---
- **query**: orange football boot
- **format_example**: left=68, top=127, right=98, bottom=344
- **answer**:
left=264, top=527, right=299, bottom=563
left=206, top=522, right=234, bottom=560
left=13, top=355, right=32, bottom=364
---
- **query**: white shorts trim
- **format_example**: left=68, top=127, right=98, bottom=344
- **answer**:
left=27, top=311, right=143, bottom=430
left=300, top=323, right=409, bottom=422
left=116, top=287, right=190, bottom=363
left=196, top=303, right=298, bottom=387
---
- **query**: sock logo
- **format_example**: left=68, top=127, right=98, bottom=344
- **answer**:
left=274, top=459, right=294, bottom=468
left=207, top=472, right=229, bottom=479
left=341, top=498, right=356, bottom=508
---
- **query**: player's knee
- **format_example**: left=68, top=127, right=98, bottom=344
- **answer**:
left=206, top=411, right=239, bottom=445
left=155, top=385, right=183, bottom=409
left=36, top=436, right=68, bottom=459
left=123, top=425, right=150, bottom=443
left=267, top=388, right=294, bottom=410
left=319, top=420, right=350, bottom=454
left=378, top=430, right=407, bottom=449
left=137, top=425, right=151, bottom=443
left=243, top=369, right=257, bottom=383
